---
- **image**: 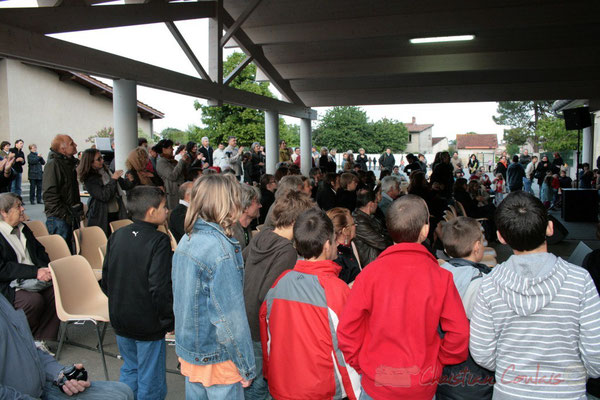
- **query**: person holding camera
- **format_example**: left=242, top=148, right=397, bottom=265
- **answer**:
left=0, top=293, right=133, bottom=399
left=42, top=135, right=82, bottom=249
left=221, top=136, right=243, bottom=181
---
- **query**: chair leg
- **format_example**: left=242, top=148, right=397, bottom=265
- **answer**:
left=100, top=322, right=108, bottom=344
left=94, top=322, right=109, bottom=380
left=56, top=321, right=68, bottom=360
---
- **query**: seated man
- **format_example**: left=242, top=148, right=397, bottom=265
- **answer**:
left=169, top=181, right=192, bottom=243
left=0, top=193, right=59, bottom=344
left=0, top=294, right=133, bottom=399
left=378, top=175, right=401, bottom=216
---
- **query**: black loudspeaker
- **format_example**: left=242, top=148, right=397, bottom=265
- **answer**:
left=563, top=107, right=592, bottom=131
left=561, top=189, right=599, bottom=222
left=547, top=214, right=568, bottom=245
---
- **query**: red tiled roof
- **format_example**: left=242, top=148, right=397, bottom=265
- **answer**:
left=432, top=137, right=446, bottom=145
left=404, top=122, right=433, bottom=133
left=456, top=134, right=498, bottom=149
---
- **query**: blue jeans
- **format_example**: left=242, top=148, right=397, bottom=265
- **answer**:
left=185, top=377, right=244, bottom=400
left=42, top=380, right=133, bottom=400
left=11, top=172, right=22, bottom=195
left=46, top=216, right=73, bottom=252
left=523, top=177, right=533, bottom=194
left=116, top=336, right=167, bottom=400
left=244, top=341, right=271, bottom=400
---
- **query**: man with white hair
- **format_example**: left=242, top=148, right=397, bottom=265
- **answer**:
left=198, top=136, right=213, bottom=166
left=379, top=175, right=401, bottom=216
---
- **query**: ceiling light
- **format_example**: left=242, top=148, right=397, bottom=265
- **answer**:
left=410, top=35, right=475, bottom=44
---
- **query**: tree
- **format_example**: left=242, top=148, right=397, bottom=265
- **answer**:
left=370, top=118, right=409, bottom=153
left=313, top=106, right=370, bottom=151
left=313, top=107, right=409, bottom=152
left=160, top=127, right=187, bottom=144
left=195, top=52, right=298, bottom=147
left=493, top=101, right=555, bottom=151
left=537, top=116, right=578, bottom=152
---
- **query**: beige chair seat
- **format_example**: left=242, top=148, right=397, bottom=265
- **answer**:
left=109, top=219, right=133, bottom=234
left=24, top=220, right=49, bottom=238
left=36, top=234, right=71, bottom=262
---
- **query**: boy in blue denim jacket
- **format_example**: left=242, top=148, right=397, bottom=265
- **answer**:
left=102, top=186, right=174, bottom=399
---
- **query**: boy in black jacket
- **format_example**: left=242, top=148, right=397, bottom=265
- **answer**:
left=101, top=186, right=174, bottom=400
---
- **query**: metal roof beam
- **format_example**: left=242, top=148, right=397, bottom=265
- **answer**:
left=0, top=2, right=216, bottom=34
left=165, top=21, right=211, bottom=81
left=220, top=0, right=262, bottom=47
left=224, top=55, right=253, bottom=85
left=0, top=23, right=316, bottom=119
left=221, top=9, right=304, bottom=106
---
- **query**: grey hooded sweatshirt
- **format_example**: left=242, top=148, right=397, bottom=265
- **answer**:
left=470, top=253, right=600, bottom=399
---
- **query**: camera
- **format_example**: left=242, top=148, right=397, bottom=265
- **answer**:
left=56, top=365, right=88, bottom=393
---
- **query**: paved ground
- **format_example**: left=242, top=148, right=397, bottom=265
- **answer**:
left=21, top=182, right=599, bottom=400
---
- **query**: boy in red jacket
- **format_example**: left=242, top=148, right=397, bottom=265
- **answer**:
left=260, top=208, right=361, bottom=400
left=337, top=194, right=469, bottom=400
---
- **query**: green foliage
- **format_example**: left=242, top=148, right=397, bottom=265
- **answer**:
left=196, top=52, right=299, bottom=147
left=493, top=101, right=555, bottom=151
left=313, top=107, right=409, bottom=152
left=160, top=127, right=187, bottom=144
left=506, top=143, right=520, bottom=156
left=537, top=116, right=578, bottom=152
left=370, top=118, right=409, bottom=153
left=86, top=126, right=113, bottom=143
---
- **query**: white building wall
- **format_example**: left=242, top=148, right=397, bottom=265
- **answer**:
left=419, top=127, right=433, bottom=154
left=0, top=60, right=9, bottom=138
left=1, top=59, right=152, bottom=180
left=432, top=138, right=449, bottom=154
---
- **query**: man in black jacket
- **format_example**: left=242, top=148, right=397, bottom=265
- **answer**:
left=102, top=186, right=174, bottom=399
left=507, top=155, right=525, bottom=192
left=316, top=172, right=339, bottom=211
left=353, top=190, right=392, bottom=267
left=198, top=136, right=214, bottom=166
left=169, top=181, right=192, bottom=243
left=42, top=135, right=81, bottom=247
left=0, top=193, right=59, bottom=341
left=379, top=148, right=396, bottom=172
left=9, top=139, right=25, bottom=195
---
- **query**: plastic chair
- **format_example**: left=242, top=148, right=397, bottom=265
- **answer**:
left=98, top=243, right=107, bottom=266
left=73, top=226, right=107, bottom=281
left=24, top=220, right=49, bottom=238
left=36, top=234, right=71, bottom=262
left=109, top=218, right=133, bottom=234
left=49, top=255, right=110, bottom=380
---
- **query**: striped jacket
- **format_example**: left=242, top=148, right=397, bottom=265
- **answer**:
left=470, top=253, right=600, bottom=399
left=259, top=259, right=361, bottom=400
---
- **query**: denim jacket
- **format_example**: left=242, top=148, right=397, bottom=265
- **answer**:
left=172, top=218, right=256, bottom=380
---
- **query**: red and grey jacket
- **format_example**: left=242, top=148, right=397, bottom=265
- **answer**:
left=259, top=259, right=361, bottom=400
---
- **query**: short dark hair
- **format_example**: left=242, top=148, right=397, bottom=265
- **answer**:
left=324, top=172, right=338, bottom=185
left=126, top=186, right=165, bottom=220
left=386, top=194, right=429, bottom=243
left=406, top=153, right=416, bottom=163
left=309, top=167, right=321, bottom=179
left=356, top=189, right=376, bottom=209
left=14, top=139, right=23, bottom=145
left=0, top=141, right=10, bottom=150
left=495, top=191, right=548, bottom=251
left=260, top=174, right=275, bottom=190
left=293, top=208, right=334, bottom=259
left=156, top=139, right=173, bottom=152
left=442, top=217, right=483, bottom=258
left=138, top=138, right=148, bottom=146
left=512, top=155, right=519, bottom=163
left=272, top=191, right=315, bottom=229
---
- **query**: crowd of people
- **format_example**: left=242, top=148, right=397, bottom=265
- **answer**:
left=2, top=134, right=600, bottom=400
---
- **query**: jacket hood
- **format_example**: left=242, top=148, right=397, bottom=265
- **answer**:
left=441, top=259, right=483, bottom=298
left=491, top=253, right=567, bottom=316
left=294, top=259, right=341, bottom=277
left=245, top=229, right=292, bottom=259
left=48, top=150, right=78, bottom=165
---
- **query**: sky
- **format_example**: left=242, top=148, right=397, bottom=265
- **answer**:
left=1, top=0, right=509, bottom=141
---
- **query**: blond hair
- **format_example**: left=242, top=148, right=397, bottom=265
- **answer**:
left=184, top=174, right=242, bottom=237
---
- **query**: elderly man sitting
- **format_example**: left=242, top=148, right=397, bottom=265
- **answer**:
left=379, top=175, right=401, bottom=216
left=0, top=192, right=59, bottom=346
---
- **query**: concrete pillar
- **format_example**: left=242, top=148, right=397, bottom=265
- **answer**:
left=265, top=110, right=279, bottom=175
left=113, top=79, right=138, bottom=172
left=300, top=118, right=312, bottom=176
left=583, top=126, right=593, bottom=165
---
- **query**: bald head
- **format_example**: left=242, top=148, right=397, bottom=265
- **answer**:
left=179, top=181, right=193, bottom=202
left=50, top=134, right=77, bottom=157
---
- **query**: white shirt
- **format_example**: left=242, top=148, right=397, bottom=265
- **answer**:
left=0, top=221, right=33, bottom=265
left=213, top=148, right=226, bottom=168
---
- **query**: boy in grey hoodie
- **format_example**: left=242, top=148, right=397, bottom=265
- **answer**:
left=470, top=191, right=600, bottom=399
